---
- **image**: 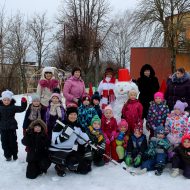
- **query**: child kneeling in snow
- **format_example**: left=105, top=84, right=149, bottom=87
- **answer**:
left=171, top=134, right=190, bottom=179
left=141, top=126, right=170, bottom=176
left=125, top=121, right=147, bottom=167
left=22, top=119, right=51, bottom=179
left=49, top=106, right=92, bottom=177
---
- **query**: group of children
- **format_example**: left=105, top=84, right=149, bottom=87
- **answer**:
left=0, top=83, right=190, bottom=180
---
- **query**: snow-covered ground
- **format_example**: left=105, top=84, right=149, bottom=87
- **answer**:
left=0, top=95, right=190, bottom=190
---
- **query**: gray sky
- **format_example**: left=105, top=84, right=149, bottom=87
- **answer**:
left=1, top=0, right=138, bottom=19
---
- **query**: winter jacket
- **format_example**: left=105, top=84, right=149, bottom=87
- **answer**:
left=165, top=111, right=190, bottom=145
left=63, top=76, right=86, bottom=106
left=37, top=68, right=59, bottom=107
left=165, top=72, right=190, bottom=111
left=78, top=104, right=97, bottom=131
left=126, top=134, right=147, bottom=158
left=137, top=64, right=159, bottom=118
left=93, top=104, right=102, bottom=119
left=22, top=119, right=50, bottom=162
left=146, top=100, right=170, bottom=131
left=22, top=103, right=46, bottom=129
left=116, top=132, right=129, bottom=148
left=49, top=119, right=89, bottom=153
left=122, top=99, right=143, bottom=133
left=0, top=99, right=27, bottom=131
left=101, top=114, right=118, bottom=141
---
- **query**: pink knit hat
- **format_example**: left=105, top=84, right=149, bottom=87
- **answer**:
left=174, top=100, right=188, bottom=113
left=118, top=119, right=128, bottom=131
left=154, top=92, right=164, bottom=101
left=104, top=105, right=113, bottom=112
left=50, top=93, right=61, bottom=101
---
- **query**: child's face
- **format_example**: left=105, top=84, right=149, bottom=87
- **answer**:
left=155, top=97, right=162, bottom=104
left=104, top=109, right=112, bottom=119
left=93, top=121, right=101, bottom=130
left=183, top=139, right=190, bottom=148
left=120, top=126, right=127, bottom=133
left=44, top=72, right=53, bottom=80
left=134, top=129, right=142, bottom=138
left=34, top=125, right=42, bottom=133
left=93, top=99, right=99, bottom=105
left=129, top=92, right=137, bottom=100
left=68, top=112, right=77, bottom=122
left=174, top=108, right=181, bottom=115
left=83, top=100, right=90, bottom=106
left=106, top=72, right=112, bottom=78
left=32, top=100, right=40, bottom=107
left=2, top=98, right=11, bottom=106
left=51, top=96, right=59, bottom=104
left=157, top=133, right=165, bottom=139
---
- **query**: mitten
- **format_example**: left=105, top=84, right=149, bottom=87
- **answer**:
left=21, top=97, right=27, bottom=102
left=125, top=155, right=132, bottom=166
left=134, top=155, right=141, bottom=167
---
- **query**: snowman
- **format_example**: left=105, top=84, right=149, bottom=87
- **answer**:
left=111, top=69, right=139, bottom=122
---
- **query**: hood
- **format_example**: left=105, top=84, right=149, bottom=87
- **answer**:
left=28, top=119, right=47, bottom=132
left=140, top=64, right=155, bottom=77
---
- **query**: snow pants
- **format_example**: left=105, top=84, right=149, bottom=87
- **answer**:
left=105, top=140, right=118, bottom=162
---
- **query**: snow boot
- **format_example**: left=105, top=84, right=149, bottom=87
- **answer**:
left=171, top=168, right=179, bottom=177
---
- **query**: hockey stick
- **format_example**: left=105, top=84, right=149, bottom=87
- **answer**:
left=56, top=120, right=137, bottom=175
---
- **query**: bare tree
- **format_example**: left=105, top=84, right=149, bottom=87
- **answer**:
left=133, top=0, right=190, bottom=72
left=27, top=12, right=55, bottom=69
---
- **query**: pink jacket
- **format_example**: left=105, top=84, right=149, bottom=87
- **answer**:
left=63, top=76, right=86, bottom=106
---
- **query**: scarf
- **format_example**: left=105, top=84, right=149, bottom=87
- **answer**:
left=39, top=79, right=59, bottom=90
left=28, top=105, right=42, bottom=121
left=49, top=102, right=62, bottom=118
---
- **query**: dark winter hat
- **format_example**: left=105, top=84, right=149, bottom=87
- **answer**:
left=53, top=87, right=61, bottom=94
left=91, top=91, right=100, bottom=102
left=72, top=67, right=81, bottom=76
left=82, top=93, right=91, bottom=102
left=155, top=126, right=165, bottom=135
left=105, top=67, right=114, bottom=75
left=66, top=106, right=78, bottom=116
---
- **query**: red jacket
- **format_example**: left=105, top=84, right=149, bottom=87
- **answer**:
left=122, top=99, right=143, bottom=133
left=101, top=114, right=118, bottom=140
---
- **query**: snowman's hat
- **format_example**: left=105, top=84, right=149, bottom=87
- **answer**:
left=118, top=69, right=131, bottom=82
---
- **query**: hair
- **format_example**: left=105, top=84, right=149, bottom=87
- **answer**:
left=176, top=67, right=185, bottom=74
left=72, top=67, right=81, bottom=76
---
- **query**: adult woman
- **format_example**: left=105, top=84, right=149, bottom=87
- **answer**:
left=63, top=67, right=86, bottom=107
left=37, top=67, right=59, bottom=107
left=165, top=67, right=190, bottom=111
left=137, top=64, right=159, bottom=119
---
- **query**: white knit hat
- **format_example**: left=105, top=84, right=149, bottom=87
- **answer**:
left=1, top=90, right=14, bottom=100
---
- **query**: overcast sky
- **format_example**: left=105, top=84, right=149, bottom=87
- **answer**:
left=1, top=0, right=138, bottom=19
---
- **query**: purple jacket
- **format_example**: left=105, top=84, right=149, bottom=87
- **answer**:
left=63, top=76, right=86, bottom=106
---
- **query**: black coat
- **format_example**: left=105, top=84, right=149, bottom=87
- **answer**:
left=165, top=72, right=190, bottom=111
left=0, top=99, right=27, bottom=130
left=137, top=64, right=159, bottom=118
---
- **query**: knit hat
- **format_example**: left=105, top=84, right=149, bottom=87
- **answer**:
left=66, top=106, right=78, bottom=116
left=155, top=126, right=165, bottom=135
left=91, top=91, right=100, bottom=102
left=118, top=119, right=128, bottom=131
left=181, top=134, right=190, bottom=145
left=72, top=67, right=81, bottom=76
left=1, top=90, right=14, bottom=100
left=134, top=121, right=143, bottom=133
left=31, top=93, right=40, bottom=102
left=50, top=93, right=61, bottom=101
left=174, top=100, right=188, bottom=113
left=43, top=67, right=54, bottom=74
left=154, top=92, right=164, bottom=101
left=104, top=105, right=113, bottom=112
left=105, top=67, right=114, bottom=75
left=82, top=93, right=91, bottom=102
left=91, top=115, right=101, bottom=125
left=53, top=87, right=61, bottom=94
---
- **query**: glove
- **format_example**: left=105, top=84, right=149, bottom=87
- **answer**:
left=97, top=142, right=105, bottom=155
left=106, top=138, right=110, bottom=145
left=125, top=155, right=132, bottom=166
left=134, top=155, right=141, bottom=167
left=21, top=97, right=27, bottom=102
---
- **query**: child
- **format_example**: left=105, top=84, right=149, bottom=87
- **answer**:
left=125, top=121, right=147, bottom=168
left=0, top=90, right=27, bottom=161
left=88, top=115, right=105, bottom=166
left=116, top=119, right=129, bottom=162
left=121, top=89, right=143, bottom=134
left=171, top=134, right=190, bottom=178
left=165, top=100, right=189, bottom=160
left=78, top=93, right=97, bottom=132
left=49, top=105, right=92, bottom=176
left=91, top=91, right=102, bottom=119
left=101, top=105, right=118, bottom=162
left=146, top=92, right=170, bottom=138
left=141, top=126, right=170, bottom=176
left=37, top=67, right=59, bottom=107
left=22, top=119, right=51, bottom=179
left=22, top=93, right=46, bottom=136
left=46, top=93, right=65, bottom=139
